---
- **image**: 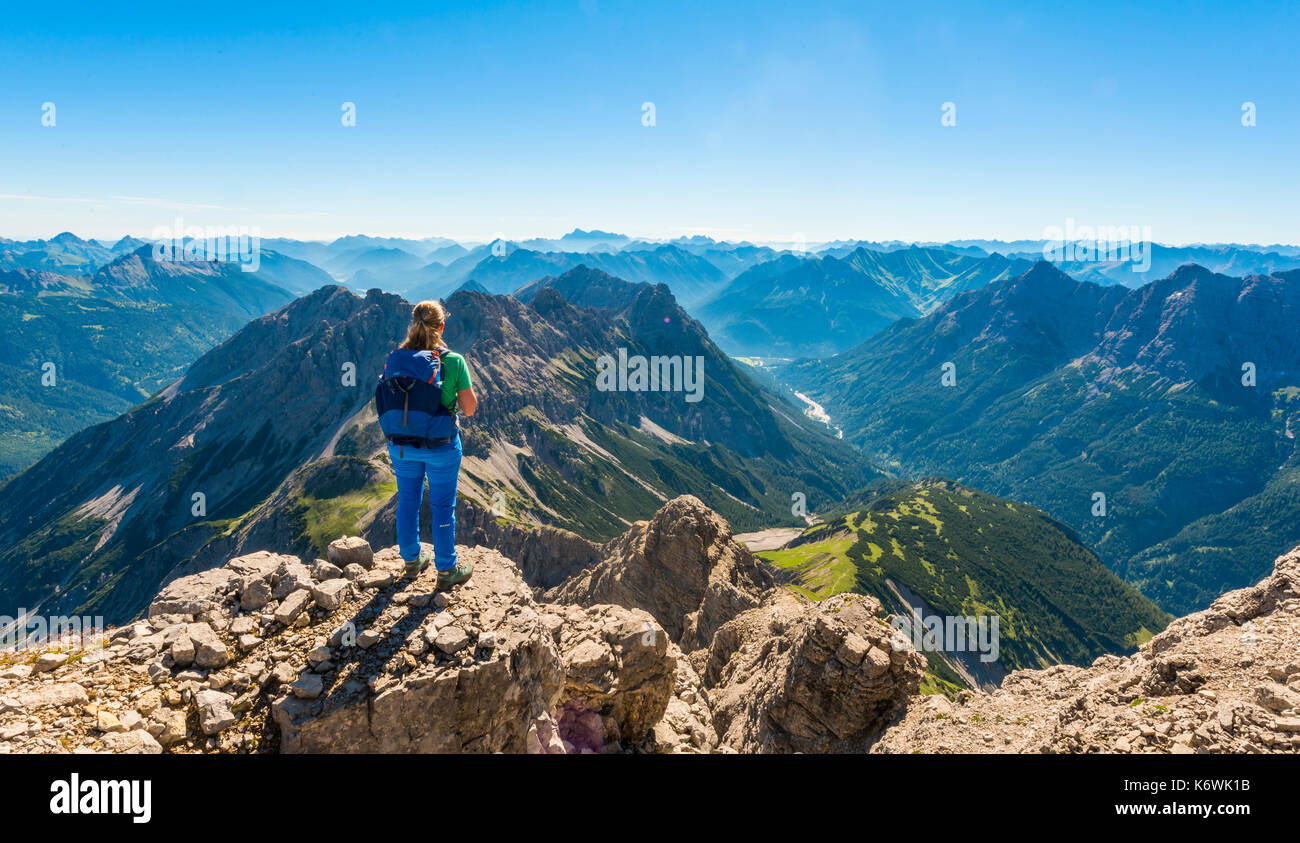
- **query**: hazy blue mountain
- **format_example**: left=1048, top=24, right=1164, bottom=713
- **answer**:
left=105, top=236, right=150, bottom=256
left=1024, top=244, right=1300, bottom=288
left=342, top=247, right=431, bottom=289
left=424, top=242, right=470, bottom=265
left=815, top=240, right=991, bottom=258
left=0, top=232, right=118, bottom=274
left=697, top=246, right=1032, bottom=357
left=259, top=235, right=458, bottom=281
left=408, top=243, right=727, bottom=306
left=248, top=250, right=337, bottom=296
left=600, top=238, right=790, bottom=280
left=518, top=228, right=632, bottom=253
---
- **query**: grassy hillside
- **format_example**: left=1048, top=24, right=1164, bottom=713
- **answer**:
left=760, top=480, right=1170, bottom=685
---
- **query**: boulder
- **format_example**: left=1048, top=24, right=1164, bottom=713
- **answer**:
left=311, top=578, right=353, bottom=612
left=195, top=690, right=237, bottom=735
left=703, top=591, right=924, bottom=753
left=549, top=603, right=675, bottom=749
left=187, top=622, right=230, bottom=669
left=100, top=730, right=163, bottom=754
left=328, top=536, right=374, bottom=570
left=274, top=589, right=312, bottom=626
left=272, top=559, right=314, bottom=600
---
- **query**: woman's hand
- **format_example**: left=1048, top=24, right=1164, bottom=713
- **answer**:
left=457, top=386, right=478, bottom=417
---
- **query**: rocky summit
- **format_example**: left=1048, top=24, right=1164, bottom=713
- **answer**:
left=0, top=495, right=1297, bottom=754
left=872, top=546, right=1300, bottom=754
left=547, top=496, right=777, bottom=656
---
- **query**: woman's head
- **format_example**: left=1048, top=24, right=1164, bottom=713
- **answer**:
left=401, top=300, right=447, bottom=351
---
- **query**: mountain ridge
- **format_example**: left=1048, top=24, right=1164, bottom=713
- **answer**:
left=0, top=278, right=874, bottom=623
left=780, top=261, right=1300, bottom=613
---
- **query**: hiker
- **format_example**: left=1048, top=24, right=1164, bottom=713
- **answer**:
left=375, top=300, right=478, bottom=584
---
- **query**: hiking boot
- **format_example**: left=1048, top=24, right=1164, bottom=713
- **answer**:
left=436, top=559, right=473, bottom=587
left=405, top=549, right=432, bottom=578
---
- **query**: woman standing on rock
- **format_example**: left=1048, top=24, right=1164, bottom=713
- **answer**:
left=375, top=300, right=478, bottom=584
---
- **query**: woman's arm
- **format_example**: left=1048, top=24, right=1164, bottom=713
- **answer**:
left=457, top=386, right=478, bottom=417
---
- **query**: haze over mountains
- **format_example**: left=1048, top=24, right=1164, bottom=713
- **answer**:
left=698, top=246, right=1033, bottom=357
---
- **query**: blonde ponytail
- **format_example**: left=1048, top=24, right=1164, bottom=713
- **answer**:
left=400, top=300, right=447, bottom=352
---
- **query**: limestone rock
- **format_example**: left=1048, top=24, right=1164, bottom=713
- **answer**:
left=274, top=547, right=564, bottom=753
left=873, top=545, right=1300, bottom=754
left=18, top=683, right=88, bottom=710
left=328, top=536, right=374, bottom=570
left=551, top=603, right=675, bottom=750
left=546, top=495, right=774, bottom=654
left=291, top=674, right=324, bottom=699
left=311, top=560, right=343, bottom=581
left=273, top=559, right=314, bottom=600
left=311, top=578, right=353, bottom=612
left=149, top=567, right=239, bottom=618
left=703, top=590, right=924, bottom=753
left=100, top=730, right=163, bottom=754
left=188, top=622, right=230, bottom=669
left=195, top=690, right=237, bottom=736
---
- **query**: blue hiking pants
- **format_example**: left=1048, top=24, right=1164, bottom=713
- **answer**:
left=389, top=434, right=462, bottom=570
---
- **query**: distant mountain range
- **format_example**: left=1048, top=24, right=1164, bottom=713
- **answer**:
left=0, top=246, right=315, bottom=476
left=779, top=261, right=1300, bottom=614
left=0, top=275, right=873, bottom=623
left=696, top=246, right=1033, bottom=357
left=1012, top=243, right=1300, bottom=288
left=254, top=233, right=742, bottom=306
left=0, top=232, right=147, bottom=274
left=412, top=243, right=729, bottom=306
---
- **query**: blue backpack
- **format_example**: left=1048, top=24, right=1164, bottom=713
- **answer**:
left=375, top=348, right=458, bottom=449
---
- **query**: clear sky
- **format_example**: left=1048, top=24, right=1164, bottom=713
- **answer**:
left=1, top=0, right=1297, bottom=245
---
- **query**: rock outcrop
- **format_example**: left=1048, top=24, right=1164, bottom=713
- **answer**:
left=703, top=590, right=924, bottom=753
left=547, top=496, right=775, bottom=655
left=0, top=535, right=697, bottom=754
left=273, top=545, right=569, bottom=753
left=0, top=497, right=927, bottom=754
left=872, top=546, right=1300, bottom=754
left=5, top=495, right=1298, bottom=754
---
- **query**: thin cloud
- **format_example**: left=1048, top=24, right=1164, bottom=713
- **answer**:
left=0, top=193, right=237, bottom=212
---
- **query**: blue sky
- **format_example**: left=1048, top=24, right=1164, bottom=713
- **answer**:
left=1, top=0, right=1297, bottom=244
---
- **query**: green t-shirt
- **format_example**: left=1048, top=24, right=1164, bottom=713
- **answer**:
left=439, top=351, right=472, bottom=412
